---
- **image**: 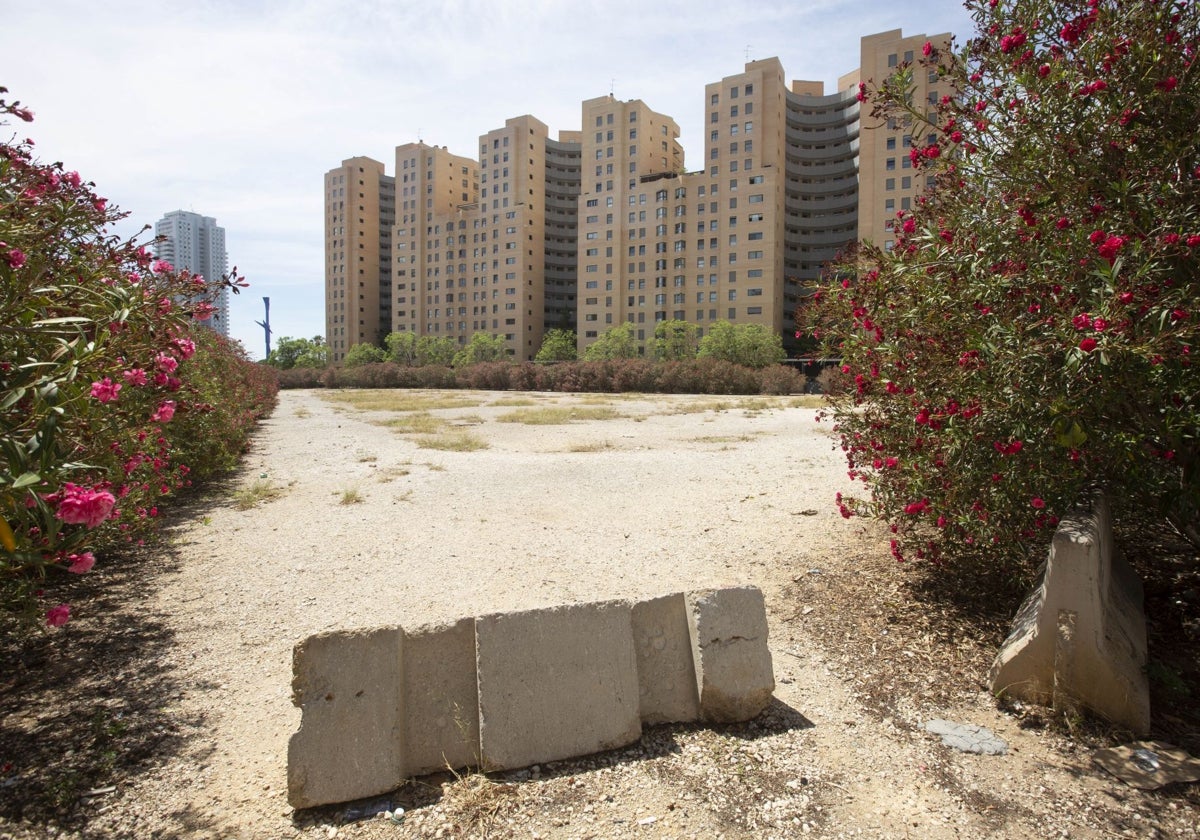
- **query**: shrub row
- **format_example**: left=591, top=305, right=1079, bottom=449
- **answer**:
left=278, top=357, right=806, bottom=396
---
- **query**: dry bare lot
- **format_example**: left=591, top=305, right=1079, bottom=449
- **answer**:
left=1, top=389, right=1196, bottom=839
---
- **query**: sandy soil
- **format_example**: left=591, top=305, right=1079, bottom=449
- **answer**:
left=1, top=388, right=1196, bottom=839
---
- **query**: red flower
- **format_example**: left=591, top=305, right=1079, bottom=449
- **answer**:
left=1097, top=235, right=1127, bottom=263
left=1157, top=76, right=1179, bottom=92
left=1030, top=497, right=1046, bottom=509
left=1079, top=337, right=1098, bottom=352
left=922, top=41, right=933, bottom=57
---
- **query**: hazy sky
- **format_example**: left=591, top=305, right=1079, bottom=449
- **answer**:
left=2, top=0, right=976, bottom=359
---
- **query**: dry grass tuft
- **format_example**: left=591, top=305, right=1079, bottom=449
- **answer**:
left=497, top=406, right=622, bottom=425
left=416, top=432, right=488, bottom=452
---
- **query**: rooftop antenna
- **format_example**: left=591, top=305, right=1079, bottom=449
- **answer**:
left=254, top=296, right=272, bottom=360
left=417, top=127, right=423, bottom=143
left=745, top=44, right=753, bottom=62
left=610, top=78, right=615, bottom=97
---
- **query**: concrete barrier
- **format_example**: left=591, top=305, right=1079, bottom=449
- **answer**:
left=287, top=586, right=774, bottom=808
left=476, top=601, right=642, bottom=769
left=988, top=494, right=1150, bottom=734
left=287, top=626, right=406, bottom=809
left=688, top=586, right=776, bottom=722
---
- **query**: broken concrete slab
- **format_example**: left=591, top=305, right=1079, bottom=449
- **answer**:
left=288, top=586, right=776, bottom=808
left=631, top=593, right=701, bottom=724
left=925, top=719, right=1008, bottom=755
left=402, top=617, right=480, bottom=776
left=476, top=600, right=643, bottom=770
left=288, top=626, right=405, bottom=809
left=687, top=586, right=775, bottom=722
left=988, top=494, right=1150, bottom=735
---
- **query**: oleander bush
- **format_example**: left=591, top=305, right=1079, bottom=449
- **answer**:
left=0, top=90, right=277, bottom=628
left=803, top=0, right=1200, bottom=572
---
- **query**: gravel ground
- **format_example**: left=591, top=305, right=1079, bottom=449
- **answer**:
left=1, top=388, right=1196, bottom=839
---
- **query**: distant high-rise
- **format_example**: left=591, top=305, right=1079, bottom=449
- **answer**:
left=325, top=28, right=951, bottom=361
left=154, top=210, right=230, bottom=336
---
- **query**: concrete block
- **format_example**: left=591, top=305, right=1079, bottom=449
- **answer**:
left=631, top=593, right=701, bottom=724
left=402, top=617, right=480, bottom=776
left=287, top=626, right=405, bottom=809
left=476, top=601, right=642, bottom=769
left=989, top=494, right=1150, bottom=734
left=686, top=586, right=775, bottom=722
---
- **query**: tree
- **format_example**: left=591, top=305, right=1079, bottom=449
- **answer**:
left=267, top=336, right=328, bottom=369
left=698, top=321, right=785, bottom=368
left=806, top=0, right=1200, bottom=569
left=535, top=328, right=577, bottom=362
left=583, top=322, right=638, bottom=360
left=653, top=319, right=699, bottom=361
left=385, top=331, right=419, bottom=365
left=343, top=342, right=387, bottom=367
left=416, top=336, right=457, bottom=367
left=453, top=332, right=509, bottom=366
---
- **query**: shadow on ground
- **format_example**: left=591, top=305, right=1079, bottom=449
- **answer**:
left=0, top=492, right=229, bottom=832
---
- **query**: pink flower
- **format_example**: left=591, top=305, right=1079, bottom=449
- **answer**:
left=90, top=378, right=122, bottom=403
left=54, top=483, right=116, bottom=528
left=922, top=41, right=933, bottom=57
left=1079, top=337, right=1098, bottom=352
left=122, top=368, right=148, bottom=386
left=171, top=337, right=196, bottom=359
left=6, top=248, right=25, bottom=268
left=93, top=198, right=107, bottom=212
left=1030, top=497, right=1046, bottom=509
left=1072, top=312, right=1093, bottom=330
left=45, top=604, right=71, bottom=627
left=151, top=400, right=176, bottom=423
left=192, top=302, right=215, bottom=322
left=64, top=171, right=81, bottom=188
left=67, top=552, right=96, bottom=574
left=155, top=352, right=179, bottom=373
left=150, top=259, right=173, bottom=273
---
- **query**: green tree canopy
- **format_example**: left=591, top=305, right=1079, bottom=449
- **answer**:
left=416, top=336, right=457, bottom=367
left=343, top=342, right=387, bottom=367
left=697, top=321, right=785, bottom=368
left=385, top=331, right=419, bottom=365
left=266, top=336, right=328, bottom=369
left=653, top=319, right=699, bottom=361
left=453, top=332, right=509, bottom=367
left=583, top=322, right=639, bottom=360
left=535, top=328, right=578, bottom=362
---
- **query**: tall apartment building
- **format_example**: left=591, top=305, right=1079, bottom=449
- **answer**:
left=845, top=29, right=954, bottom=249
left=324, top=157, right=395, bottom=360
left=390, top=118, right=583, bottom=360
left=153, top=210, right=230, bottom=336
left=324, top=28, right=949, bottom=361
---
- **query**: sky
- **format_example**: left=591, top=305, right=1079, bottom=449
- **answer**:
left=2, top=0, right=977, bottom=360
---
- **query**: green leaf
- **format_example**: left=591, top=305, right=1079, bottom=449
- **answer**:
left=12, top=471, right=41, bottom=489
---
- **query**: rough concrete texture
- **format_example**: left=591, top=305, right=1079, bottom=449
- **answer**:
left=989, top=494, right=1150, bottom=734
left=925, top=719, right=1008, bottom=755
left=287, top=626, right=406, bottom=809
left=288, top=587, right=776, bottom=807
left=402, top=617, right=480, bottom=776
left=631, top=594, right=701, bottom=724
left=476, top=601, right=643, bottom=770
left=686, top=586, right=776, bottom=722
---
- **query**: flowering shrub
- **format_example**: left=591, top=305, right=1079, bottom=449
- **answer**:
left=0, top=90, right=275, bottom=627
left=805, top=0, right=1200, bottom=571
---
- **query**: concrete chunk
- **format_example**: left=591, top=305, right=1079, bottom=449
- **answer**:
left=476, top=601, right=642, bottom=769
left=989, top=494, right=1150, bottom=734
left=631, top=594, right=701, bottom=724
left=403, top=618, right=480, bottom=776
left=686, top=586, right=775, bottom=722
left=287, top=626, right=405, bottom=809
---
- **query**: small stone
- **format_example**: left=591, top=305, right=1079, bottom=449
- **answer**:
left=925, top=719, right=1008, bottom=755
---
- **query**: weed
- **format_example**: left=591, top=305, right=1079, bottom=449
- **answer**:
left=338, top=488, right=363, bottom=505
left=497, top=406, right=621, bottom=425
left=416, top=432, right=488, bottom=452
left=231, top=479, right=281, bottom=510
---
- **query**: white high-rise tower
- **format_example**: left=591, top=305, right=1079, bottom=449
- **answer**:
left=153, top=210, right=230, bottom=336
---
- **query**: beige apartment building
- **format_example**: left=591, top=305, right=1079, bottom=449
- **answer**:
left=324, top=157, right=394, bottom=361
left=323, top=28, right=950, bottom=362
left=848, top=28, right=955, bottom=250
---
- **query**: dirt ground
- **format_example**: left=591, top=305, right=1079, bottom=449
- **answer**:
left=1, top=388, right=1197, bottom=839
